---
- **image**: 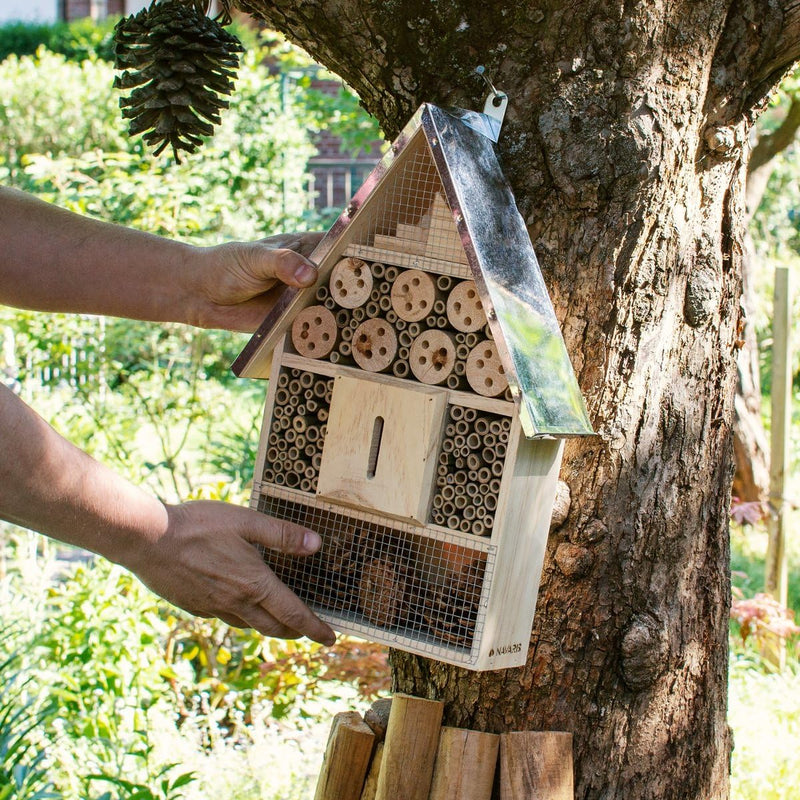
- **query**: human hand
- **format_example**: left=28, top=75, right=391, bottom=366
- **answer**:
left=190, top=232, right=326, bottom=332
left=128, top=500, right=336, bottom=644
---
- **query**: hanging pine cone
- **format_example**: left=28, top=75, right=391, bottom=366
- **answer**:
left=113, top=0, right=244, bottom=161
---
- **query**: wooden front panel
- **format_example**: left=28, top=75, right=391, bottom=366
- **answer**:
left=317, top=375, right=446, bottom=524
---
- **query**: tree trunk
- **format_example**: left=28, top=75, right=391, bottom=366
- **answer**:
left=236, top=1, right=800, bottom=797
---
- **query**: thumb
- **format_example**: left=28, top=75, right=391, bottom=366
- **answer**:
left=239, top=508, right=322, bottom=556
left=250, top=245, right=318, bottom=289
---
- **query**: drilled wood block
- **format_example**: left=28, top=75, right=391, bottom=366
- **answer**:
left=466, top=340, right=508, bottom=397
left=409, top=329, right=456, bottom=385
left=351, top=319, right=398, bottom=373
left=330, top=257, right=373, bottom=308
left=447, top=280, right=487, bottom=332
left=291, top=305, right=338, bottom=359
left=390, top=269, right=437, bottom=322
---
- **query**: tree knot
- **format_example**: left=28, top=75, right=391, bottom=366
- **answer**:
left=620, top=612, right=669, bottom=691
left=554, top=542, right=594, bottom=577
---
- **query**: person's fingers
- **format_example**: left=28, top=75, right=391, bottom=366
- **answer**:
left=248, top=574, right=336, bottom=645
left=215, top=611, right=253, bottom=630
left=236, top=604, right=303, bottom=640
left=232, top=506, right=322, bottom=556
left=247, top=245, right=318, bottom=288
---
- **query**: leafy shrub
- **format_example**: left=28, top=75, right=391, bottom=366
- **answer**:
left=0, top=18, right=117, bottom=63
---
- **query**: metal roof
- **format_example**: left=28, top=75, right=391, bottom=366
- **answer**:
left=233, top=102, right=593, bottom=439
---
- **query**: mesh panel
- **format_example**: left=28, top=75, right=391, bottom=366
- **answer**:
left=256, top=492, right=493, bottom=657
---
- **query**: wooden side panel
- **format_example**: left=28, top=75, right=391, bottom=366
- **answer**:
left=474, top=436, right=564, bottom=670
left=317, top=375, right=447, bottom=524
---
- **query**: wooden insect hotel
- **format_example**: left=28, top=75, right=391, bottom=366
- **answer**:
left=233, top=101, right=593, bottom=670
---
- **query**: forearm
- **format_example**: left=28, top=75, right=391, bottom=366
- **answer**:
left=0, top=382, right=167, bottom=568
left=0, top=186, right=198, bottom=324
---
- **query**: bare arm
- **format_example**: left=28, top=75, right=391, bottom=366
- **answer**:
left=0, top=185, right=322, bottom=332
left=0, top=383, right=335, bottom=644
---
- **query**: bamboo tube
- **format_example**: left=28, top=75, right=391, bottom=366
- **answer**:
left=477, top=466, right=492, bottom=483
left=277, top=372, right=290, bottom=388
left=504, top=386, right=514, bottom=402
left=484, top=322, right=494, bottom=340
left=467, top=453, right=481, bottom=471
left=353, top=306, right=366, bottom=322
left=497, top=732, right=573, bottom=800
left=364, top=301, right=380, bottom=318
left=429, top=727, right=499, bottom=800
left=481, top=447, right=496, bottom=464
left=329, top=351, right=343, bottom=364
left=433, top=494, right=445, bottom=510
left=278, top=416, right=292, bottom=431
left=449, top=404, right=465, bottom=421
left=465, top=332, right=480, bottom=348
left=339, top=341, right=352, bottom=357
left=454, top=456, right=465, bottom=470
left=465, top=482, right=480, bottom=498
left=285, top=428, right=298, bottom=444
left=446, top=374, right=463, bottom=390
left=385, top=309, right=398, bottom=324
left=472, top=519, right=487, bottom=536
left=360, top=742, right=384, bottom=800
left=463, top=505, right=477, bottom=521
left=441, top=438, right=456, bottom=454
left=446, top=515, right=460, bottom=529
left=378, top=279, right=393, bottom=296
left=426, top=314, right=438, bottom=329
left=463, top=408, right=477, bottom=423
left=313, top=379, right=328, bottom=398
left=317, top=407, right=329, bottom=422
left=335, top=309, right=351, bottom=328
left=314, top=711, right=375, bottom=800
left=300, top=478, right=313, bottom=492
left=453, top=434, right=467, bottom=449
left=458, top=518, right=471, bottom=533
left=273, top=471, right=286, bottom=486
left=489, top=477, right=502, bottom=494
left=454, top=331, right=467, bottom=344
left=407, top=321, right=422, bottom=338
left=315, top=285, right=330, bottom=302
left=435, top=315, right=449, bottom=329
left=263, top=468, right=276, bottom=483
left=370, top=287, right=381, bottom=302
left=437, top=463, right=449, bottom=477
left=371, top=262, right=385, bottom=279
left=306, top=397, right=319, bottom=413
left=324, top=296, right=337, bottom=310
left=392, top=360, right=410, bottom=378
left=398, top=346, right=410, bottom=361
left=467, top=469, right=479, bottom=482
left=289, top=368, right=301, bottom=378
left=275, top=387, right=290, bottom=405
left=292, top=415, right=313, bottom=433
left=436, top=274, right=453, bottom=292
left=305, top=443, right=318, bottom=458
left=312, top=452, right=323, bottom=470
left=287, top=446, right=301, bottom=462
left=285, top=471, right=301, bottom=488
left=484, top=494, right=498, bottom=512
left=491, top=460, right=504, bottom=477
left=433, top=298, right=446, bottom=315
left=438, top=451, right=451, bottom=466
left=306, top=426, right=320, bottom=443
left=268, top=432, right=281, bottom=447
left=288, top=379, right=303, bottom=395
left=496, top=442, right=507, bottom=459
left=341, top=326, right=354, bottom=342
left=296, top=404, right=308, bottom=417
left=453, top=494, right=467, bottom=510
left=320, top=424, right=328, bottom=438
left=466, top=433, right=481, bottom=450
left=266, top=446, right=281, bottom=463
left=454, top=420, right=469, bottom=435
left=436, top=474, right=448, bottom=489
left=442, top=501, right=456, bottom=517
left=432, top=510, right=446, bottom=526
left=379, top=295, right=392, bottom=312
left=384, top=265, right=399, bottom=282
left=398, top=330, right=414, bottom=348
left=441, top=485, right=456, bottom=501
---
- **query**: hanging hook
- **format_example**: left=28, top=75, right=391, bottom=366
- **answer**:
left=475, top=65, right=508, bottom=130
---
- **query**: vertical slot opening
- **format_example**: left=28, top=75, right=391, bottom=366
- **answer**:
left=367, top=416, right=384, bottom=479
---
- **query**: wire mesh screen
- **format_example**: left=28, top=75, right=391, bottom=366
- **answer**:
left=256, top=491, right=493, bottom=656
left=343, top=133, right=469, bottom=270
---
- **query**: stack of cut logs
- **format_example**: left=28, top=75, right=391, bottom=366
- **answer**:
left=314, top=693, right=574, bottom=800
left=430, top=405, right=512, bottom=534
left=262, top=368, right=333, bottom=492
left=290, top=256, right=513, bottom=401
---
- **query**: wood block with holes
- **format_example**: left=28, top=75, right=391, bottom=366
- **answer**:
left=234, top=102, right=593, bottom=671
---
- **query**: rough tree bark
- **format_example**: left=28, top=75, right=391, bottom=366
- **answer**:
left=236, top=2, right=800, bottom=798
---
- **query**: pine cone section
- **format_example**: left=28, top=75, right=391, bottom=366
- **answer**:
left=113, top=0, right=243, bottom=160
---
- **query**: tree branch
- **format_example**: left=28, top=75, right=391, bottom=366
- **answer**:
left=749, top=96, right=800, bottom=171
left=759, top=0, right=800, bottom=81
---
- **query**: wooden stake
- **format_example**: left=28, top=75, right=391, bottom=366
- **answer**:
left=360, top=742, right=384, bottom=800
left=497, top=732, right=573, bottom=800
left=314, top=711, right=376, bottom=800
left=428, top=727, right=499, bottom=800
left=375, top=694, right=444, bottom=800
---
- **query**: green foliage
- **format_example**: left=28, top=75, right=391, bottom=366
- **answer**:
left=0, top=18, right=117, bottom=64
left=0, top=634, right=59, bottom=800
